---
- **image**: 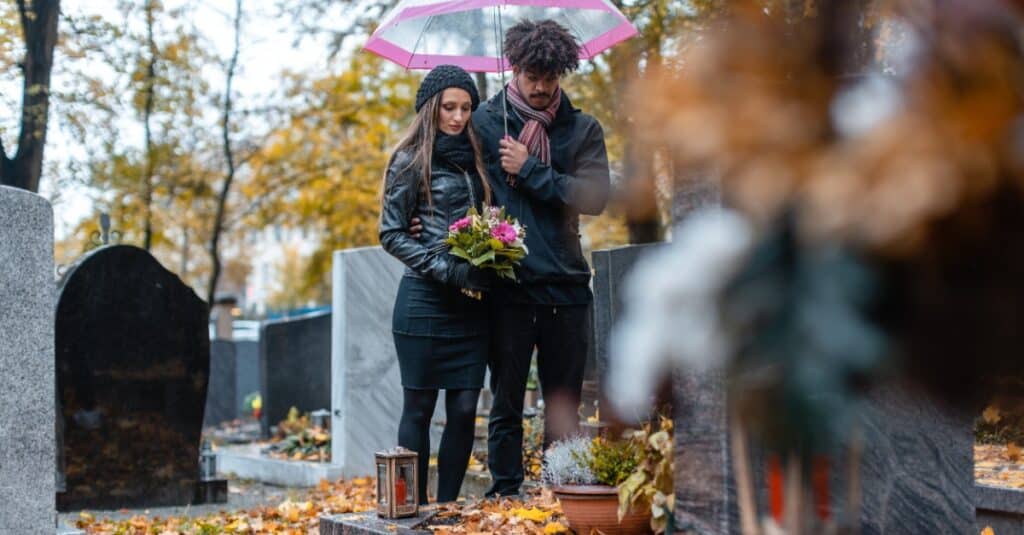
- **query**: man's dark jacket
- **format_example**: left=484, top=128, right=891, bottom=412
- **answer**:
left=472, top=89, right=611, bottom=304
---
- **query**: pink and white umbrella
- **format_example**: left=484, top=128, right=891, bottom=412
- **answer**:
left=364, top=0, right=638, bottom=72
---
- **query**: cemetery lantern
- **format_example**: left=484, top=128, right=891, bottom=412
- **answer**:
left=199, top=441, right=217, bottom=481
left=375, top=447, right=418, bottom=518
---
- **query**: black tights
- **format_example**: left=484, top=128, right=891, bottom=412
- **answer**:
left=398, top=388, right=480, bottom=504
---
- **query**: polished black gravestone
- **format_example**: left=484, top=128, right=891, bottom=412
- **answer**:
left=56, top=245, right=210, bottom=511
left=259, top=311, right=331, bottom=437
left=591, top=243, right=665, bottom=384
left=203, top=340, right=238, bottom=428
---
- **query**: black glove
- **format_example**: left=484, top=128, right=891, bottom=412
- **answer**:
left=465, top=266, right=500, bottom=292
left=451, top=262, right=497, bottom=292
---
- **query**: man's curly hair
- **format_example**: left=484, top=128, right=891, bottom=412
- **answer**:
left=504, top=19, right=580, bottom=76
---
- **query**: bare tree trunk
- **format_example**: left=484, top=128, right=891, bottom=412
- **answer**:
left=141, top=0, right=157, bottom=250
left=207, top=0, right=243, bottom=305
left=0, top=0, right=60, bottom=193
left=475, top=72, right=488, bottom=100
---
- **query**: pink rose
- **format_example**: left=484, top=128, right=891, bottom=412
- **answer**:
left=449, top=217, right=471, bottom=233
left=491, top=222, right=518, bottom=244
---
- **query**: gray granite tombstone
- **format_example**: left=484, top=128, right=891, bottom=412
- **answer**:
left=331, top=247, right=444, bottom=478
left=56, top=244, right=209, bottom=511
left=203, top=340, right=238, bottom=428
left=259, top=311, right=331, bottom=437
left=0, top=186, right=56, bottom=532
left=840, top=383, right=975, bottom=534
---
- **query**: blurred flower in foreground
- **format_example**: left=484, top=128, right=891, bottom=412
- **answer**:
left=609, top=208, right=753, bottom=417
left=610, top=0, right=1024, bottom=528
left=614, top=0, right=1024, bottom=415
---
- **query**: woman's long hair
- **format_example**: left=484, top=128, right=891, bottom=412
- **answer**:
left=382, top=91, right=492, bottom=209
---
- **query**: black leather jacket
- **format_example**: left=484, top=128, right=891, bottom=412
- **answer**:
left=379, top=149, right=487, bottom=287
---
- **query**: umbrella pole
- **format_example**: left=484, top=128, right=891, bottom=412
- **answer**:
left=495, top=3, right=508, bottom=140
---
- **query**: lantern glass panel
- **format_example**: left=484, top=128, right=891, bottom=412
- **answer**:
left=398, top=463, right=415, bottom=506
left=377, top=463, right=388, bottom=506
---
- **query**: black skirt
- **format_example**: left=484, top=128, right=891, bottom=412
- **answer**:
left=392, top=275, right=489, bottom=389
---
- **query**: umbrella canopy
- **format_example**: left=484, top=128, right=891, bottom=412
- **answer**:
left=364, top=0, right=637, bottom=71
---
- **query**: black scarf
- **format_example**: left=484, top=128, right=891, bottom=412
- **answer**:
left=433, top=130, right=475, bottom=172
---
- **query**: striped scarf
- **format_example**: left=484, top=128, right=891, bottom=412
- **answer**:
left=506, top=80, right=561, bottom=165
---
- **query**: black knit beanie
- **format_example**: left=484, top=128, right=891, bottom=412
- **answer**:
left=415, top=65, right=480, bottom=113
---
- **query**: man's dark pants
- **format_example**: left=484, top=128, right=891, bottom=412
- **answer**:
left=485, top=302, right=589, bottom=496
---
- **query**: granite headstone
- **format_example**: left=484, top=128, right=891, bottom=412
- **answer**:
left=331, top=247, right=444, bottom=478
left=260, top=311, right=331, bottom=437
left=203, top=340, right=237, bottom=428
left=0, top=185, right=56, bottom=532
left=56, top=244, right=209, bottom=511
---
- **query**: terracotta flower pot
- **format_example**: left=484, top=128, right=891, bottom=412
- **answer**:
left=552, top=484, right=652, bottom=535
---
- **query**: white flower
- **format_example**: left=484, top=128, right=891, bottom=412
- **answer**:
left=609, top=207, right=755, bottom=418
left=541, top=436, right=596, bottom=486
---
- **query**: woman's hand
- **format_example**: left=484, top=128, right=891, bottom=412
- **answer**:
left=409, top=216, right=423, bottom=239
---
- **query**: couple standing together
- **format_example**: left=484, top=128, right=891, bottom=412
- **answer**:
left=378, top=19, right=610, bottom=503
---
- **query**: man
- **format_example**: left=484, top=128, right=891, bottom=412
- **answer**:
left=412, top=19, right=610, bottom=497
left=480, top=19, right=610, bottom=497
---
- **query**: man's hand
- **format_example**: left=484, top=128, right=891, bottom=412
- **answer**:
left=409, top=217, right=423, bottom=239
left=499, top=137, right=529, bottom=176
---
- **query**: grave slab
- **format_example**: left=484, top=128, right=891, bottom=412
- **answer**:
left=215, top=444, right=343, bottom=487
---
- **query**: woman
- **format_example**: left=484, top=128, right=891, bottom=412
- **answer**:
left=379, top=65, right=496, bottom=504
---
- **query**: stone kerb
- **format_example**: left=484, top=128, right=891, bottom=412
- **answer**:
left=0, top=185, right=56, bottom=532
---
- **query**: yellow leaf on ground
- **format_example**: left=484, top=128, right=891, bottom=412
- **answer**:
left=543, top=521, right=569, bottom=533
left=512, top=507, right=552, bottom=522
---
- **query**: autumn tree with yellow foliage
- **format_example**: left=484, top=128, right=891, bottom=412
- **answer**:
left=240, top=53, right=419, bottom=302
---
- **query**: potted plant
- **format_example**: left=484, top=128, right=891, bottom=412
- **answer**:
left=617, top=416, right=674, bottom=534
left=543, top=436, right=652, bottom=535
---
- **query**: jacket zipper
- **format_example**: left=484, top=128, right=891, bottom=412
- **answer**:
left=462, top=170, right=476, bottom=211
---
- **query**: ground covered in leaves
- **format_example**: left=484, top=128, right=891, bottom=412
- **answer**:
left=75, top=478, right=376, bottom=534
left=70, top=444, right=1024, bottom=534
left=73, top=479, right=567, bottom=535
left=421, top=491, right=567, bottom=534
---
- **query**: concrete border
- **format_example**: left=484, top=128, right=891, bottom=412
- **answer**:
left=215, top=444, right=343, bottom=487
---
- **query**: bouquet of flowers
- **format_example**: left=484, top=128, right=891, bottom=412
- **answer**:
left=445, top=206, right=528, bottom=298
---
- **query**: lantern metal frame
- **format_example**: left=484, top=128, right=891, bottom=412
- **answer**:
left=375, top=447, right=419, bottom=519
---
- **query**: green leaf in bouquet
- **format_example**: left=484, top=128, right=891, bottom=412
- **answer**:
left=471, top=250, right=496, bottom=266
left=468, top=242, right=488, bottom=258
left=496, top=266, right=517, bottom=281
left=488, top=238, right=504, bottom=250
left=449, top=247, right=472, bottom=261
